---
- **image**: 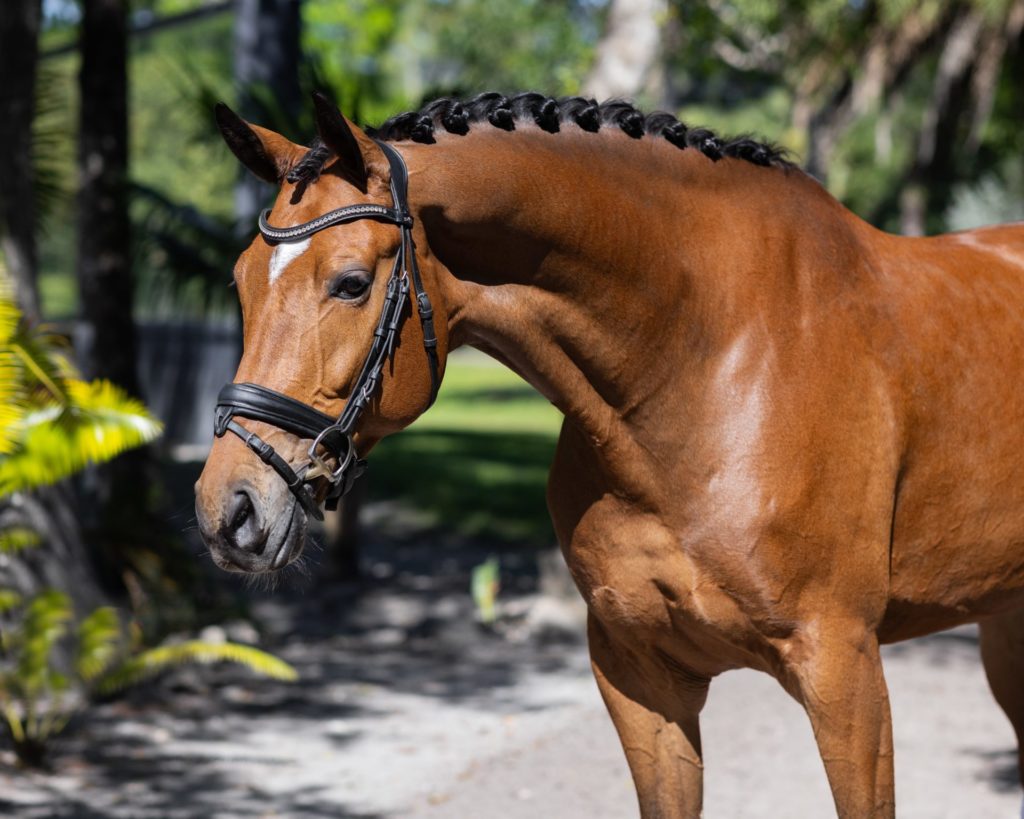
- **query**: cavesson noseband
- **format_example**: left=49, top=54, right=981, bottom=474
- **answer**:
left=214, top=140, right=439, bottom=521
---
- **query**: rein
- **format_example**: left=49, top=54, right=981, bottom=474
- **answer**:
left=213, top=140, right=439, bottom=521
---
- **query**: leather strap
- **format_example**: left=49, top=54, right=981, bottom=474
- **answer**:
left=216, top=383, right=338, bottom=441
left=222, top=419, right=324, bottom=520
left=257, top=203, right=409, bottom=244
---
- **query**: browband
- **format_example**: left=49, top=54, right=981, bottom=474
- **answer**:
left=214, top=139, right=439, bottom=521
left=257, top=203, right=410, bottom=244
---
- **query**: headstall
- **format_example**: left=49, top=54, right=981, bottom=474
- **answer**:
left=214, top=140, right=439, bottom=521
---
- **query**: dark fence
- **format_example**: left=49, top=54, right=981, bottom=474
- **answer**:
left=76, top=319, right=241, bottom=454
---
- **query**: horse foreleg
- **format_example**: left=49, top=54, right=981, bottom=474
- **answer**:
left=789, top=622, right=895, bottom=818
left=589, top=615, right=709, bottom=819
left=979, top=607, right=1024, bottom=811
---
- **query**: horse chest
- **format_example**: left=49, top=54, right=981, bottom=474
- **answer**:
left=558, top=504, right=765, bottom=669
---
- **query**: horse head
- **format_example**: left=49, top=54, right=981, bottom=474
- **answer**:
left=195, top=95, right=447, bottom=574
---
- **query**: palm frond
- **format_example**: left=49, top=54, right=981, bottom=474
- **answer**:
left=131, top=183, right=242, bottom=315
left=95, top=640, right=298, bottom=695
left=0, top=277, right=18, bottom=346
left=14, top=590, right=72, bottom=698
left=32, top=63, right=72, bottom=227
left=0, top=590, right=23, bottom=614
left=0, top=379, right=162, bottom=496
left=75, top=607, right=121, bottom=683
left=471, top=556, right=501, bottom=625
left=0, top=527, right=42, bottom=554
left=8, top=326, right=74, bottom=406
left=0, top=277, right=23, bottom=454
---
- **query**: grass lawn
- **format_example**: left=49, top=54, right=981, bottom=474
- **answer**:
left=368, top=350, right=563, bottom=547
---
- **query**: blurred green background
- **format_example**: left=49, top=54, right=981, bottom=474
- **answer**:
left=26, top=0, right=1024, bottom=322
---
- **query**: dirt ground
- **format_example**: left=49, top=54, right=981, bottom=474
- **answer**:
left=1, top=527, right=1020, bottom=818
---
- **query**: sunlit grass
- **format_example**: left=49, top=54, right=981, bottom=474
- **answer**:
left=370, top=351, right=562, bottom=546
left=409, top=350, right=562, bottom=436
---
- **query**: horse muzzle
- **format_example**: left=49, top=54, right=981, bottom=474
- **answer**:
left=196, top=477, right=308, bottom=574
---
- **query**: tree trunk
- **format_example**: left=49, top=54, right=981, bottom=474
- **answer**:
left=77, top=0, right=159, bottom=590
left=583, top=0, right=668, bottom=107
left=801, top=4, right=953, bottom=182
left=232, top=0, right=303, bottom=226
left=0, top=0, right=43, bottom=323
left=77, top=0, right=138, bottom=395
left=325, top=478, right=364, bottom=581
left=899, top=6, right=988, bottom=235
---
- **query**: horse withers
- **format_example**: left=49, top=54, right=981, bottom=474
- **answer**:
left=195, top=91, right=1024, bottom=817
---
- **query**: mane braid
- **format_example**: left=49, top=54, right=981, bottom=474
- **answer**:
left=285, top=92, right=794, bottom=184
left=368, top=91, right=794, bottom=170
left=287, top=138, right=331, bottom=184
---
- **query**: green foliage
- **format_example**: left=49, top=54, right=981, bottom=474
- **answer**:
left=75, top=607, right=121, bottom=683
left=414, top=0, right=602, bottom=97
left=672, top=0, right=1024, bottom=229
left=0, top=585, right=298, bottom=766
left=0, top=278, right=23, bottom=453
left=0, top=553, right=296, bottom=767
left=471, top=556, right=500, bottom=625
left=371, top=355, right=560, bottom=545
left=12, top=591, right=73, bottom=701
left=130, top=9, right=236, bottom=219
left=0, top=527, right=43, bottom=554
left=0, top=279, right=163, bottom=496
left=304, top=0, right=408, bottom=123
left=0, top=379, right=163, bottom=495
left=33, top=62, right=74, bottom=228
left=0, top=589, right=73, bottom=765
left=0, top=590, right=22, bottom=615
left=95, top=639, right=298, bottom=695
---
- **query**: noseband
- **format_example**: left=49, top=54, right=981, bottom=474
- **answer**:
left=213, top=141, right=439, bottom=521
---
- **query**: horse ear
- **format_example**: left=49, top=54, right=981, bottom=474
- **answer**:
left=214, top=103, right=303, bottom=184
left=311, top=92, right=374, bottom=191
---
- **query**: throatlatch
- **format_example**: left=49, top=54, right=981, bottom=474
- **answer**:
left=214, top=140, right=439, bottom=521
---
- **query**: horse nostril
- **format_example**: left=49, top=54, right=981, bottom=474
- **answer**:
left=229, top=491, right=253, bottom=530
left=221, top=489, right=266, bottom=555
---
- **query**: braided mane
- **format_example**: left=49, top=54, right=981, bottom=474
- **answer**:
left=287, top=91, right=793, bottom=185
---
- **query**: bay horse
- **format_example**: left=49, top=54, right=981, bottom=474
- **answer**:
left=194, top=91, right=1024, bottom=817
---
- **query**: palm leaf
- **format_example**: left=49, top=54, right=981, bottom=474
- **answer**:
left=75, top=607, right=121, bottom=683
left=32, top=63, right=72, bottom=227
left=0, top=379, right=162, bottom=496
left=131, top=183, right=242, bottom=315
left=0, top=527, right=42, bottom=554
left=95, top=640, right=298, bottom=695
left=471, top=556, right=501, bottom=624
left=14, top=590, right=72, bottom=698
left=0, top=275, right=18, bottom=345
left=0, top=275, right=23, bottom=454
left=0, top=590, right=23, bottom=614
left=7, top=326, right=74, bottom=406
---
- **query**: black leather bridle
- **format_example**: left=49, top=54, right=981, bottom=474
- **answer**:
left=214, top=141, right=439, bottom=521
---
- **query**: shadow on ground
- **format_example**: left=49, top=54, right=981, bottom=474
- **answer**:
left=1, top=439, right=582, bottom=817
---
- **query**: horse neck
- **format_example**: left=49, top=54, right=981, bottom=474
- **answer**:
left=404, top=130, right=870, bottom=492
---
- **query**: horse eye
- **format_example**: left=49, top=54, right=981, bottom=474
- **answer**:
left=329, top=272, right=371, bottom=301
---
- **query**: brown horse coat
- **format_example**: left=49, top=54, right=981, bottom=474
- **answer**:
left=196, top=96, right=1024, bottom=817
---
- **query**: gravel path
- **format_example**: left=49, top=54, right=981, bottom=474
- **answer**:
left=0, top=556, right=1020, bottom=817
left=420, top=625, right=1021, bottom=819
